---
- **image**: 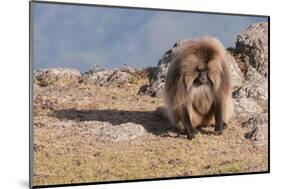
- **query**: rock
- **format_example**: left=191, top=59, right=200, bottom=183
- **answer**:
left=232, top=53, right=268, bottom=110
left=81, top=65, right=135, bottom=86
left=243, top=113, right=268, bottom=151
left=118, top=64, right=136, bottom=74
left=107, top=70, right=132, bottom=84
left=88, top=65, right=105, bottom=74
left=137, top=84, right=149, bottom=95
left=250, top=124, right=268, bottom=151
left=232, top=79, right=268, bottom=111
left=34, top=143, right=45, bottom=152
left=97, top=122, right=146, bottom=142
left=233, top=98, right=263, bottom=124
left=226, top=52, right=244, bottom=90
left=34, top=116, right=146, bottom=142
left=241, top=112, right=268, bottom=128
left=243, top=64, right=263, bottom=82
left=236, top=22, right=268, bottom=78
left=138, top=80, right=165, bottom=97
left=34, top=68, right=81, bottom=87
left=139, top=41, right=185, bottom=97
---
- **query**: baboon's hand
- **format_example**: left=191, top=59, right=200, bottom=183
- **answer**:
left=214, top=123, right=228, bottom=135
left=223, top=123, right=228, bottom=130
left=186, top=132, right=195, bottom=140
left=214, top=129, right=223, bottom=135
left=186, top=128, right=197, bottom=140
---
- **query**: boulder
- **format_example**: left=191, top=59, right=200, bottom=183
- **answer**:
left=34, top=68, right=81, bottom=87
left=97, top=122, right=146, bottom=142
left=236, top=22, right=268, bottom=77
left=81, top=65, right=136, bottom=86
left=227, top=52, right=244, bottom=90
left=138, top=40, right=185, bottom=97
left=233, top=98, right=263, bottom=124
left=243, top=113, right=268, bottom=151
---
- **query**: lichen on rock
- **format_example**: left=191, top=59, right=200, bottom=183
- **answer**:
left=34, top=68, right=81, bottom=87
left=81, top=64, right=136, bottom=86
left=236, top=22, right=268, bottom=78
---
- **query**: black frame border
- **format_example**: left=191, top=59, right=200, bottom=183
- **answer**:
left=29, top=0, right=270, bottom=188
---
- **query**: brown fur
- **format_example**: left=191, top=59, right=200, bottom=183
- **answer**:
left=163, top=36, right=233, bottom=133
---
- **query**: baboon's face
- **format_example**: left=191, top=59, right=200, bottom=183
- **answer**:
left=182, top=52, right=222, bottom=91
left=194, top=64, right=209, bottom=86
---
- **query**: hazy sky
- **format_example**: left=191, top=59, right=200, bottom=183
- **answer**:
left=32, top=3, right=267, bottom=72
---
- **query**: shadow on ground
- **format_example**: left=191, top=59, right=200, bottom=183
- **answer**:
left=53, top=109, right=219, bottom=137
left=52, top=109, right=177, bottom=136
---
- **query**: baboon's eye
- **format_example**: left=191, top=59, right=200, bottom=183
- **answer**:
left=197, top=66, right=207, bottom=72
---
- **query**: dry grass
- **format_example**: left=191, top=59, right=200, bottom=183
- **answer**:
left=33, top=75, right=268, bottom=186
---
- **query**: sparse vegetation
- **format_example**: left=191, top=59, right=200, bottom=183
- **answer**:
left=36, top=78, right=55, bottom=87
left=33, top=73, right=268, bottom=186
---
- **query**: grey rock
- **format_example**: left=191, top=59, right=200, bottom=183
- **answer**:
left=233, top=98, right=263, bottom=124
left=82, top=70, right=112, bottom=85
left=88, top=65, right=105, bottom=74
left=82, top=65, right=135, bottom=86
left=226, top=52, right=244, bottom=89
left=34, top=117, right=147, bottom=142
left=34, top=68, right=81, bottom=87
left=145, top=81, right=165, bottom=97
left=243, top=113, right=268, bottom=151
left=118, top=64, right=136, bottom=74
left=139, top=41, right=185, bottom=97
left=233, top=22, right=269, bottom=152
left=236, top=22, right=268, bottom=77
left=241, top=112, right=268, bottom=128
left=137, top=84, right=149, bottom=95
left=97, top=122, right=146, bottom=142
left=232, top=70, right=268, bottom=110
left=251, top=124, right=268, bottom=151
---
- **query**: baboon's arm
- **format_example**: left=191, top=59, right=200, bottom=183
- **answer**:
left=181, top=106, right=195, bottom=140
left=214, top=101, right=223, bottom=135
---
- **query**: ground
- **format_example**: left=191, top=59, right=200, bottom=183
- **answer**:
left=33, top=73, right=268, bottom=186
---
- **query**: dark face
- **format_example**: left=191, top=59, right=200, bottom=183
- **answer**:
left=194, top=66, right=210, bottom=86
left=198, top=69, right=208, bottom=84
left=194, top=47, right=216, bottom=85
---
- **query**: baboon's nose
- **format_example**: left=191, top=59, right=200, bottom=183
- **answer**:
left=199, top=71, right=208, bottom=84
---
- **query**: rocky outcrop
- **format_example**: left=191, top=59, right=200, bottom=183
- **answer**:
left=34, top=68, right=81, bottom=87
left=232, top=23, right=268, bottom=150
left=138, top=40, right=185, bottom=97
left=236, top=22, right=268, bottom=78
left=81, top=65, right=136, bottom=86
left=34, top=65, right=137, bottom=87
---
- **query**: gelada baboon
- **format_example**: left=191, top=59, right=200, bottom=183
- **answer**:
left=158, top=36, right=233, bottom=140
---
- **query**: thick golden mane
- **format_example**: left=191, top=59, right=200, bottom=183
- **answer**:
left=163, top=36, right=233, bottom=138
